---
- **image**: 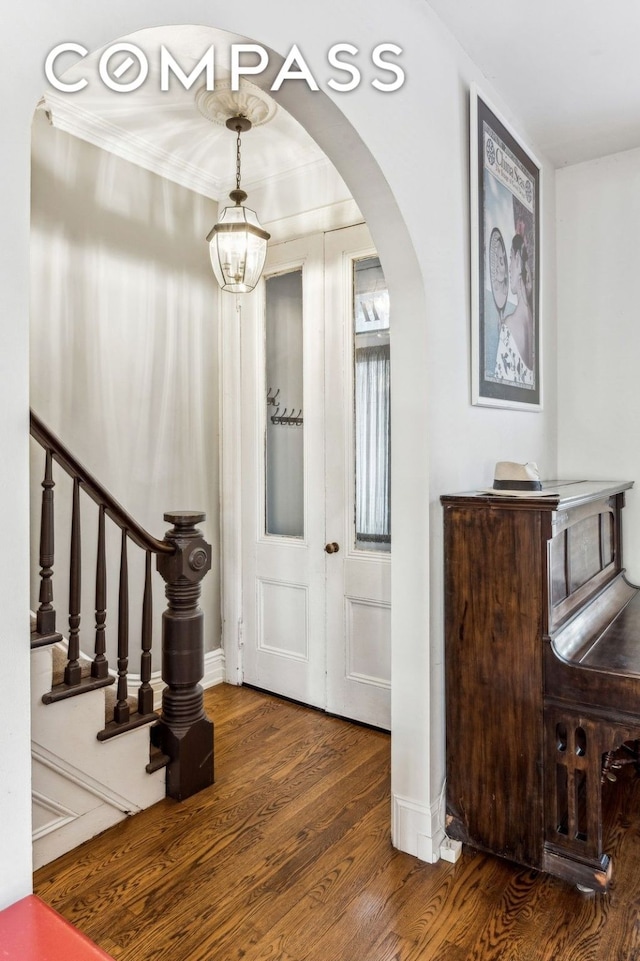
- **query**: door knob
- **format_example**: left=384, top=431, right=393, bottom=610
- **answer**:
left=325, top=542, right=340, bottom=554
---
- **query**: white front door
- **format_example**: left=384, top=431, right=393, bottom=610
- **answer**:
left=237, top=224, right=391, bottom=729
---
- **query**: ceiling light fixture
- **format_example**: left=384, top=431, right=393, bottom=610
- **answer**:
left=206, top=115, right=270, bottom=293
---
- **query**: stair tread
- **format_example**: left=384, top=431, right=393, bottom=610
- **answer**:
left=98, top=709, right=159, bottom=741
left=147, top=743, right=170, bottom=773
left=45, top=647, right=155, bottom=735
left=51, top=645, right=92, bottom=686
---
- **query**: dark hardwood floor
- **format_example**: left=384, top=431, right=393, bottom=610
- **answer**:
left=34, top=684, right=640, bottom=961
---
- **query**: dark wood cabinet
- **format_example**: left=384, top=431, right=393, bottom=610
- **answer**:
left=442, top=480, right=640, bottom=891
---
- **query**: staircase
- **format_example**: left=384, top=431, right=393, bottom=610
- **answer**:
left=29, top=411, right=215, bottom=868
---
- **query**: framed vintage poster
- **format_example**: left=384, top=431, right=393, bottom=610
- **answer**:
left=470, top=85, right=542, bottom=410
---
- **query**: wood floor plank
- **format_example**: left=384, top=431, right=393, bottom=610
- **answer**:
left=237, top=801, right=397, bottom=956
left=34, top=684, right=640, bottom=961
left=37, top=704, right=381, bottom=915
left=114, top=753, right=390, bottom=959
left=305, top=853, right=502, bottom=961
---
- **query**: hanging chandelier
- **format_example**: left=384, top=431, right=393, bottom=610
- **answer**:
left=206, top=115, right=270, bottom=294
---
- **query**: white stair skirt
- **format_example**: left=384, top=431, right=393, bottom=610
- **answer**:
left=30, top=645, right=165, bottom=870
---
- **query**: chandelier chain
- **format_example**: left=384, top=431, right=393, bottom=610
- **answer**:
left=236, top=129, right=242, bottom=191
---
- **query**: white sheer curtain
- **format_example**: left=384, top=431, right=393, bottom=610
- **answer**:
left=355, top=343, right=390, bottom=544
left=29, top=114, right=220, bottom=669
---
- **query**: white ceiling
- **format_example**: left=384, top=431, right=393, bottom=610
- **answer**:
left=425, top=0, right=640, bottom=167
left=43, top=25, right=330, bottom=202
left=42, top=8, right=640, bottom=197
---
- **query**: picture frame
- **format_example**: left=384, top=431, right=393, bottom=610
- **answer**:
left=470, top=85, right=542, bottom=410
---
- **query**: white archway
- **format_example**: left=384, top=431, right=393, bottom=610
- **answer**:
left=31, top=21, right=436, bottom=862
left=6, top=4, right=456, bottom=908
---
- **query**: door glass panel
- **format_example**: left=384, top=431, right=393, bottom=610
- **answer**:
left=265, top=269, right=304, bottom=537
left=353, top=257, right=390, bottom=552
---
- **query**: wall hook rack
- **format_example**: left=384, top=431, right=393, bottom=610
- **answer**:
left=270, top=406, right=303, bottom=427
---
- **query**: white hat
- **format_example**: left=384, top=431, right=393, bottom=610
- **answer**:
left=480, top=461, right=553, bottom=497
left=493, top=461, right=541, bottom=492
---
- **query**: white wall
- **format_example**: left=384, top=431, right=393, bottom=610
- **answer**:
left=425, top=91, right=558, bottom=807
left=29, top=112, right=221, bottom=664
left=0, top=0, right=557, bottom=909
left=253, top=10, right=558, bottom=857
left=557, top=148, right=640, bottom=580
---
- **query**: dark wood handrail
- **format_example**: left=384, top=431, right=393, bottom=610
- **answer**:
left=30, top=409, right=173, bottom=556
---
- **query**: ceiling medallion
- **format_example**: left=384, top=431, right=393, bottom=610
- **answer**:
left=195, top=80, right=277, bottom=129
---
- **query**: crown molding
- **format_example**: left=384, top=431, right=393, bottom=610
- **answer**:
left=41, top=92, right=335, bottom=205
left=43, top=92, right=224, bottom=199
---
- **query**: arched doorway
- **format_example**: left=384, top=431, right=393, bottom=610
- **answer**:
left=32, top=22, right=394, bottom=720
left=29, top=20, right=436, bottom=868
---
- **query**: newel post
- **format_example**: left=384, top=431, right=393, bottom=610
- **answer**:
left=156, top=511, right=214, bottom=800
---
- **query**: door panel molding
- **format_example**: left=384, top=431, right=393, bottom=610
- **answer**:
left=257, top=578, right=309, bottom=660
left=345, top=596, right=392, bottom=688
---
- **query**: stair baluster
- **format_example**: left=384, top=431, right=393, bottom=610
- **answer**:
left=114, top=529, right=130, bottom=724
left=138, top=551, right=154, bottom=716
left=65, top=477, right=82, bottom=686
left=92, top=505, right=108, bottom=679
left=35, top=448, right=58, bottom=639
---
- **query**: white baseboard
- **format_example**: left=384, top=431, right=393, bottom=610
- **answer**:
left=392, top=792, right=446, bottom=863
left=202, top=647, right=225, bottom=689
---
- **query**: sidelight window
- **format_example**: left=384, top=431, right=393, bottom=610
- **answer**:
left=353, top=256, right=390, bottom=551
